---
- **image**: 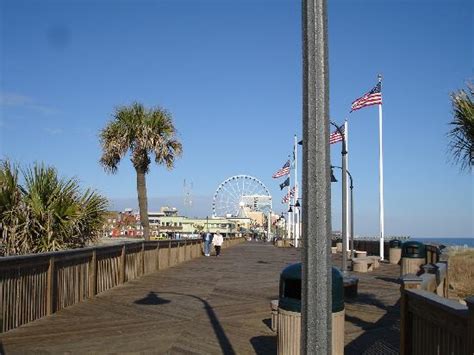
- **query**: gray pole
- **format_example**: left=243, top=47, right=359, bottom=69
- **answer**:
left=330, top=124, right=348, bottom=273
left=341, top=137, right=348, bottom=272
left=302, top=0, right=331, bottom=353
left=349, top=175, right=354, bottom=259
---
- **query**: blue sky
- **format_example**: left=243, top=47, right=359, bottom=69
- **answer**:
left=0, top=0, right=472, bottom=238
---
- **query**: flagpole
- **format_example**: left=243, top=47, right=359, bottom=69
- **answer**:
left=378, top=74, right=385, bottom=260
left=344, top=120, right=350, bottom=254
left=294, top=135, right=299, bottom=247
left=287, top=155, right=291, bottom=240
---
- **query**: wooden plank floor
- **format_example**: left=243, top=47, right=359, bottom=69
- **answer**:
left=0, top=242, right=401, bottom=354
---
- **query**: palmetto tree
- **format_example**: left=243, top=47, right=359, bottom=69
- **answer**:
left=448, top=83, right=474, bottom=171
left=0, top=161, right=108, bottom=255
left=99, top=103, right=182, bottom=240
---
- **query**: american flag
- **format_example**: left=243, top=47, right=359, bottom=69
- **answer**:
left=351, top=82, right=382, bottom=112
left=272, top=160, right=290, bottom=178
left=329, top=126, right=344, bottom=144
left=281, top=186, right=296, bottom=204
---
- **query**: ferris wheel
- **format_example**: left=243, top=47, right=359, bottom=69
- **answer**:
left=212, top=175, right=272, bottom=218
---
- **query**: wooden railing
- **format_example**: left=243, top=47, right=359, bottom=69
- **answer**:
left=0, top=237, right=244, bottom=333
left=425, top=244, right=441, bottom=264
left=338, top=240, right=442, bottom=264
left=400, top=275, right=474, bottom=354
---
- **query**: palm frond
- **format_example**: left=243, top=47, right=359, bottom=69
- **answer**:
left=448, top=82, right=474, bottom=171
left=0, top=161, right=109, bottom=255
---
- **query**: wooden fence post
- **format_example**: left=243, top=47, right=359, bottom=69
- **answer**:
left=141, top=242, right=145, bottom=275
left=184, top=239, right=188, bottom=261
left=120, top=245, right=126, bottom=284
left=168, top=241, right=172, bottom=267
left=89, top=250, right=97, bottom=297
left=46, top=256, right=55, bottom=315
left=467, top=296, right=474, bottom=354
left=400, top=274, right=422, bottom=355
left=155, top=242, right=160, bottom=271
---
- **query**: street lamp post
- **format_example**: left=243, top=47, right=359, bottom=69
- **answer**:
left=330, top=122, right=349, bottom=273
left=331, top=166, right=355, bottom=260
left=288, top=198, right=303, bottom=248
left=279, top=212, right=287, bottom=239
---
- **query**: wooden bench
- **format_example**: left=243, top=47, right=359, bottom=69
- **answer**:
left=352, top=257, right=375, bottom=273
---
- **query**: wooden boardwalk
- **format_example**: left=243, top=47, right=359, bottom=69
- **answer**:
left=0, top=242, right=400, bottom=354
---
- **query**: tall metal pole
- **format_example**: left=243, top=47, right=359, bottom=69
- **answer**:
left=341, top=129, right=348, bottom=272
left=330, top=122, right=348, bottom=273
left=294, top=135, right=299, bottom=247
left=344, top=120, right=350, bottom=254
left=302, top=0, right=331, bottom=352
left=378, top=75, right=385, bottom=260
left=349, top=175, right=355, bottom=259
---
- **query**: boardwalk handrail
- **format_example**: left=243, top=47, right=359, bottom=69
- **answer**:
left=400, top=276, right=474, bottom=354
left=340, top=240, right=442, bottom=264
left=425, top=244, right=442, bottom=264
left=0, top=237, right=244, bottom=333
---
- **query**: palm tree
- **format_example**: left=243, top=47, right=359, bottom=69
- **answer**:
left=448, top=82, right=474, bottom=171
left=0, top=160, right=30, bottom=255
left=99, top=103, right=183, bottom=240
left=0, top=161, right=108, bottom=255
left=22, top=164, right=109, bottom=252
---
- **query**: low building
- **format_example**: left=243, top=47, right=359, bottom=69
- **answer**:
left=104, top=207, right=253, bottom=239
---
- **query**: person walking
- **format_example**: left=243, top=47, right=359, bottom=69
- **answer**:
left=212, top=231, right=224, bottom=257
left=202, top=231, right=213, bottom=256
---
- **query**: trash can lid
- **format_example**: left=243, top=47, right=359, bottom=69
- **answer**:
left=401, top=241, right=426, bottom=258
left=279, top=263, right=344, bottom=313
left=280, top=263, right=301, bottom=281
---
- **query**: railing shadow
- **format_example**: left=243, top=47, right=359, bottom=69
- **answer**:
left=134, top=291, right=236, bottom=355
left=345, top=292, right=394, bottom=312
left=345, top=294, right=400, bottom=354
left=250, top=336, right=277, bottom=355
left=375, top=276, right=401, bottom=285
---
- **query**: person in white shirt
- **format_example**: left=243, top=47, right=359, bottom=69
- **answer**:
left=212, top=231, right=224, bottom=257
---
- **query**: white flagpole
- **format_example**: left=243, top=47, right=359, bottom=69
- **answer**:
left=344, top=120, right=350, bottom=253
left=287, top=155, right=291, bottom=240
left=294, top=135, right=299, bottom=247
left=287, top=183, right=291, bottom=240
left=378, top=74, right=385, bottom=260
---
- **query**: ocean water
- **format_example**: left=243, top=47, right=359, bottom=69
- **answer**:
left=412, top=237, right=474, bottom=248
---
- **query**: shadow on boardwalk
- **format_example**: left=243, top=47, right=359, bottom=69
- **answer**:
left=136, top=291, right=237, bottom=355
left=344, top=270, right=401, bottom=354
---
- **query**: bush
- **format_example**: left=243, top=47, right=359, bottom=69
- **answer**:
left=0, top=160, right=108, bottom=256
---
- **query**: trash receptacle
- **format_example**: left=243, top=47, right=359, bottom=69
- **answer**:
left=401, top=241, right=426, bottom=276
left=277, top=263, right=344, bottom=355
left=389, top=239, right=403, bottom=265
